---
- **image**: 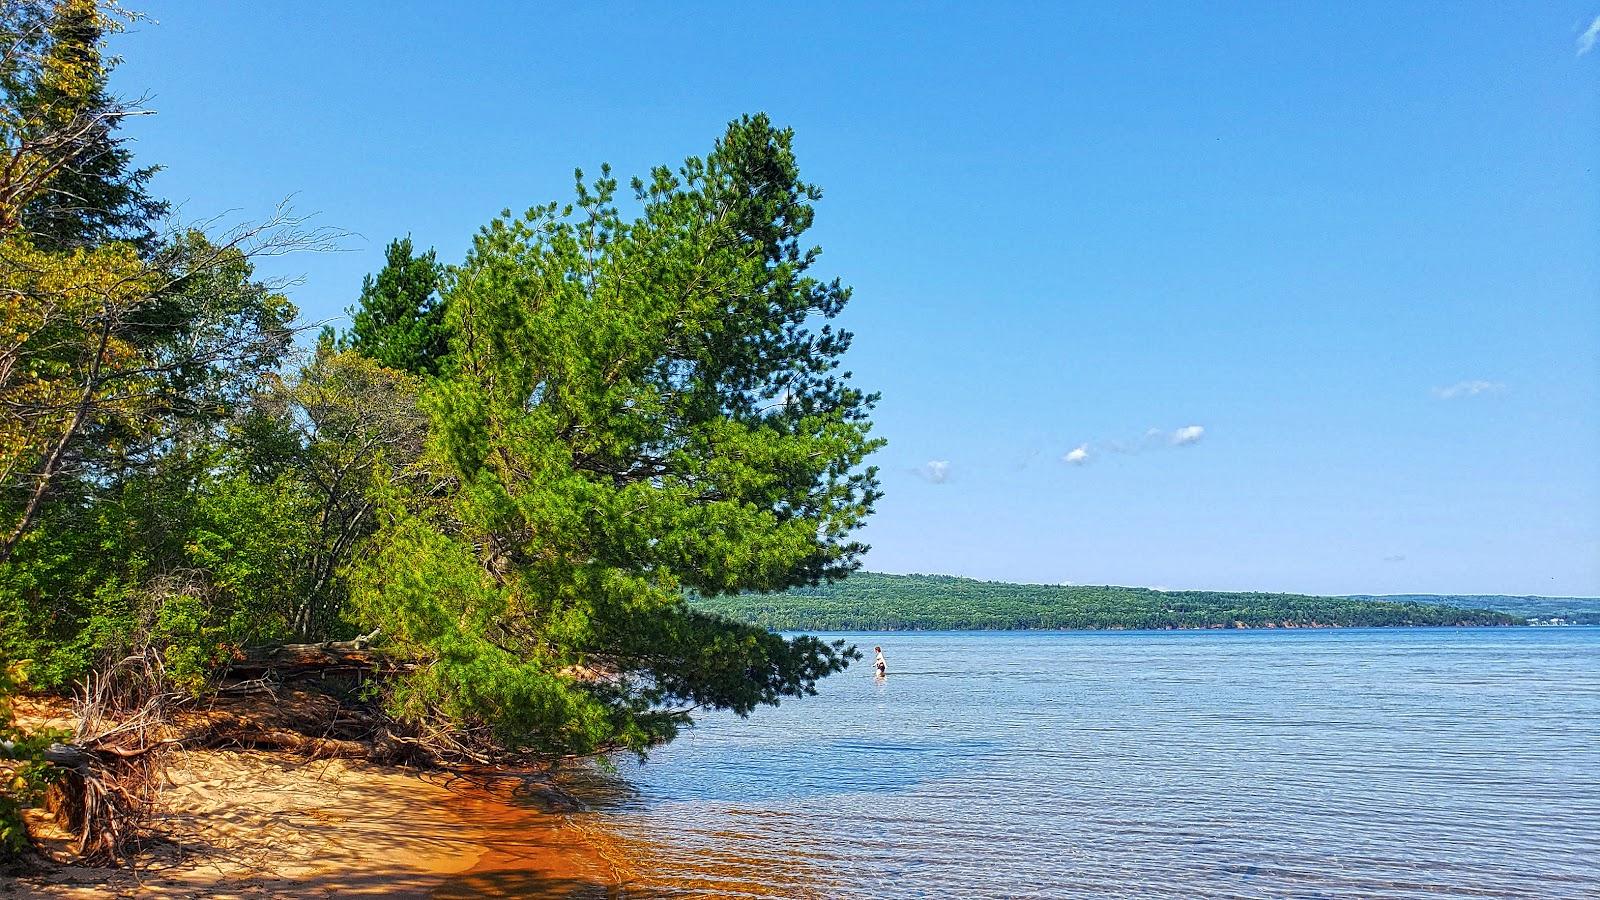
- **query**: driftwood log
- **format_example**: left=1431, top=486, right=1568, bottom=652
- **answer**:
left=174, top=686, right=418, bottom=764
left=224, top=629, right=386, bottom=679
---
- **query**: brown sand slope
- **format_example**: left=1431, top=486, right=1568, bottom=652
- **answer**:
left=6, top=749, right=620, bottom=898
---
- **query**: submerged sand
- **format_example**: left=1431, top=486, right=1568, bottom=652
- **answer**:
left=6, top=749, right=622, bottom=898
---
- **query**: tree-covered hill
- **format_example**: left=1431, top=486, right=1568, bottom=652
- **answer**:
left=1349, top=595, right=1600, bottom=625
left=692, top=572, right=1525, bottom=631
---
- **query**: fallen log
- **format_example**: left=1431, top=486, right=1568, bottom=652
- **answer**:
left=227, top=645, right=381, bottom=676
left=226, top=630, right=386, bottom=678
left=222, top=627, right=419, bottom=675
left=196, top=727, right=371, bottom=759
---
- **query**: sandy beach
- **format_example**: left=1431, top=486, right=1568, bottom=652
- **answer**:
left=5, top=748, right=621, bottom=899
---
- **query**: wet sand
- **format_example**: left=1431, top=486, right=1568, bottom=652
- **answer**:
left=430, top=781, right=625, bottom=899
left=7, top=749, right=620, bottom=898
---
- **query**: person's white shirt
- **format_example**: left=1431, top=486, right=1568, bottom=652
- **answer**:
left=874, top=649, right=886, bottom=673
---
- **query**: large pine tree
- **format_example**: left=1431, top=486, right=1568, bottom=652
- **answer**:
left=352, top=115, right=882, bottom=755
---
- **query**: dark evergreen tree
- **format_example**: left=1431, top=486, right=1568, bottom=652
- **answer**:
left=344, top=237, right=450, bottom=376
left=5, top=0, right=168, bottom=254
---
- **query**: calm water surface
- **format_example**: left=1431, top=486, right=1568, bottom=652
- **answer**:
left=555, top=628, right=1599, bottom=898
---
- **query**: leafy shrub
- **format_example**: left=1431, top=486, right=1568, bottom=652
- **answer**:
left=0, top=659, right=64, bottom=859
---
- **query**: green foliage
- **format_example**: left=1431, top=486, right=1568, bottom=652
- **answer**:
left=343, top=237, right=450, bottom=376
left=0, top=355, right=427, bottom=692
left=0, top=229, right=297, bottom=565
left=695, top=572, right=1526, bottom=631
left=232, top=346, right=430, bottom=637
left=0, top=658, right=63, bottom=859
left=0, top=297, right=418, bottom=697
left=0, top=216, right=301, bottom=688
left=352, top=114, right=879, bottom=755
left=148, top=592, right=228, bottom=694
left=141, top=231, right=299, bottom=420
left=0, top=453, right=314, bottom=690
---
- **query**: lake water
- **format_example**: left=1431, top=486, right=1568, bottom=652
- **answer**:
left=551, top=628, right=1600, bottom=898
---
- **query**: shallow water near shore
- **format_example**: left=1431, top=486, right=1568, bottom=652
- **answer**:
left=503, top=627, right=1600, bottom=898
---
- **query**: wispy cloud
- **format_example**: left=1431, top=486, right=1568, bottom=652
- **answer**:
left=1383, top=554, right=1407, bottom=563
left=1578, top=15, right=1600, bottom=56
left=1062, top=425, right=1206, bottom=468
left=914, top=460, right=951, bottom=483
left=1106, top=428, right=1160, bottom=455
left=1432, top=380, right=1505, bottom=400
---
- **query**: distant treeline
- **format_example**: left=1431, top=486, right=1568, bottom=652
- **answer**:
left=693, top=573, right=1525, bottom=631
left=1350, top=595, right=1600, bottom=625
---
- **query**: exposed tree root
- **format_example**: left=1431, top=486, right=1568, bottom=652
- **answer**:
left=28, top=638, right=564, bottom=868
left=44, top=651, right=174, bottom=865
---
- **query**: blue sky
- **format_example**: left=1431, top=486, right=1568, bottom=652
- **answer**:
left=111, top=2, right=1599, bottom=596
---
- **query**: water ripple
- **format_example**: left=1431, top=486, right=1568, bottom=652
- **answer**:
left=553, top=628, right=1600, bottom=899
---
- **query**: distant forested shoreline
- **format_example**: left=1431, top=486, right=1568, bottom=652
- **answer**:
left=1349, top=595, right=1600, bottom=625
left=692, top=573, right=1539, bottom=631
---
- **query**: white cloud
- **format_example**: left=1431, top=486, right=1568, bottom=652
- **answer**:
left=1579, top=15, right=1600, bottom=56
left=1063, top=425, right=1205, bottom=468
left=915, top=460, right=951, bottom=483
left=1432, top=380, right=1505, bottom=400
left=1105, top=426, right=1206, bottom=455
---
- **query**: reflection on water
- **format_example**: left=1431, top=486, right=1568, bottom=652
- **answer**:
left=551, top=628, right=1600, bottom=898
left=568, top=734, right=1003, bottom=805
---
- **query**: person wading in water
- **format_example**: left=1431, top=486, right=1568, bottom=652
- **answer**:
left=874, top=646, right=887, bottom=677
